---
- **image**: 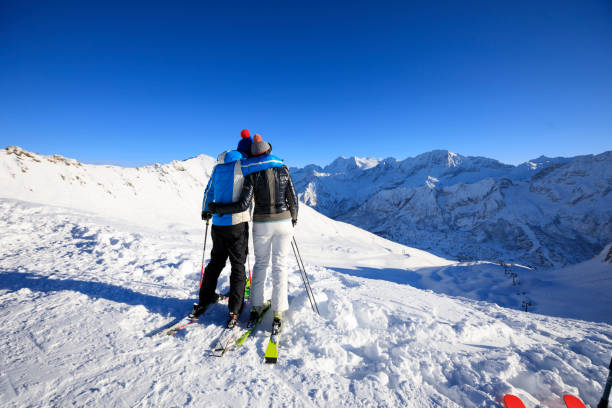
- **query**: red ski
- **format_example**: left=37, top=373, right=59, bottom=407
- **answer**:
left=504, top=394, right=526, bottom=408
left=563, top=395, right=586, bottom=408
left=505, top=392, right=588, bottom=408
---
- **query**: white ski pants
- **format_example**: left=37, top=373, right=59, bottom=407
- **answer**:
left=251, top=219, right=293, bottom=313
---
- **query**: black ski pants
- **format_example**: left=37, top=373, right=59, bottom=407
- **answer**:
left=199, top=222, right=248, bottom=315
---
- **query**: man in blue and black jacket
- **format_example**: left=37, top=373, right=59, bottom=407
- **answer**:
left=195, top=130, right=255, bottom=327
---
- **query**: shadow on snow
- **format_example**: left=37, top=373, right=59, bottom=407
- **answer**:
left=329, top=266, right=425, bottom=289
left=0, top=269, right=192, bottom=317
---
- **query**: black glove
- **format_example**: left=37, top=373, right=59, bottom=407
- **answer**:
left=208, top=202, right=217, bottom=213
left=292, top=219, right=297, bottom=227
left=201, top=210, right=212, bottom=221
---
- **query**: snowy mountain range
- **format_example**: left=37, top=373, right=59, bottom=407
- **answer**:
left=1, top=145, right=611, bottom=407
left=291, top=150, right=612, bottom=269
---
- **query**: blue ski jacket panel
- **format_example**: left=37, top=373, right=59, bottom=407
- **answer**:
left=240, top=154, right=285, bottom=176
left=202, top=150, right=251, bottom=226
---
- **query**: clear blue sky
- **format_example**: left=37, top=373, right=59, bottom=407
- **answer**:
left=1, top=0, right=611, bottom=168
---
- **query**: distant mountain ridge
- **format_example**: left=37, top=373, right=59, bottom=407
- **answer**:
left=290, top=149, right=612, bottom=268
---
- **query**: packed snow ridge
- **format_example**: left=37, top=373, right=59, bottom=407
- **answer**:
left=291, top=149, right=612, bottom=269
left=1, top=146, right=611, bottom=407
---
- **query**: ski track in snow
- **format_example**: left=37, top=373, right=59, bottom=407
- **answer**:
left=0, top=198, right=611, bottom=408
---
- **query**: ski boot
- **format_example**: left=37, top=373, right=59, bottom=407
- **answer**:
left=189, top=303, right=207, bottom=318
left=271, top=311, right=283, bottom=335
left=249, top=300, right=271, bottom=325
left=190, top=293, right=222, bottom=318
left=226, top=313, right=239, bottom=329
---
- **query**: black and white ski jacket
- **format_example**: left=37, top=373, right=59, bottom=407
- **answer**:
left=214, top=165, right=298, bottom=223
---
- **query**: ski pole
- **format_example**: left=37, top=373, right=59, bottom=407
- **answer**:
left=598, top=356, right=612, bottom=408
left=199, top=219, right=210, bottom=288
left=291, top=237, right=320, bottom=315
left=244, top=247, right=252, bottom=301
left=290, top=238, right=312, bottom=309
left=247, top=252, right=252, bottom=285
left=291, top=240, right=316, bottom=314
left=292, top=237, right=318, bottom=313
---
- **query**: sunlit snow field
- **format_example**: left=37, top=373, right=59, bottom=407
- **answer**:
left=1, top=147, right=610, bottom=407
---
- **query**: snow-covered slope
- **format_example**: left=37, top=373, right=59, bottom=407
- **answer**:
left=291, top=150, right=612, bottom=269
left=1, top=198, right=610, bottom=408
left=1, top=145, right=610, bottom=320
left=526, top=244, right=612, bottom=321
left=0, top=146, right=448, bottom=269
left=0, top=145, right=217, bottom=228
left=1, top=146, right=611, bottom=407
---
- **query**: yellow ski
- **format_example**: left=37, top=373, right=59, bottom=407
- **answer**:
left=264, top=316, right=281, bottom=364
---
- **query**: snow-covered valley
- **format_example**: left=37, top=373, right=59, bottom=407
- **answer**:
left=1, top=146, right=611, bottom=407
